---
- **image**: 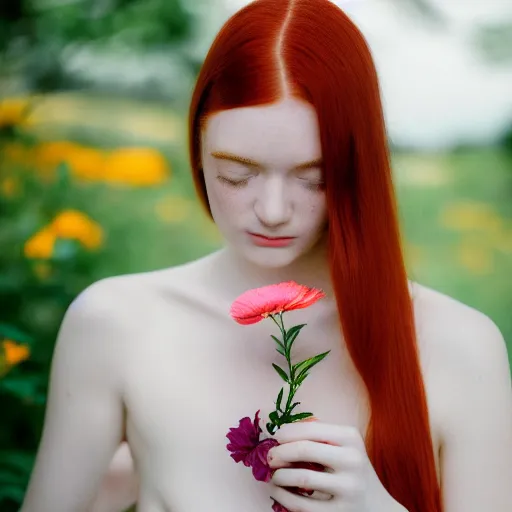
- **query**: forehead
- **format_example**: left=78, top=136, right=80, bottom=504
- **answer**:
left=202, top=98, right=322, bottom=166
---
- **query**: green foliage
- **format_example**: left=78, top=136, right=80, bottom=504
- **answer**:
left=472, top=21, right=512, bottom=65
left=30, top=0, right=192, bottom=47
left=0, top=92, right=221, bottom=509
left=0, top=109, right=175, bottom=510
left=0, top=0, right=195, bottom=93
left=499, top=124, right=512, bottom=155
left=0, top=143, right=87, bottom=509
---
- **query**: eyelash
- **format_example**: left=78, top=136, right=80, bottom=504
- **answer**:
left=216, top=175, right=324, bottom=192
left=302, top=180, right=325, bottom=192
left=217, top=176, right=249, bottom=188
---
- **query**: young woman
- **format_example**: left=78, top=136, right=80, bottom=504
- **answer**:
left=21, top=1, right=512, bottom=511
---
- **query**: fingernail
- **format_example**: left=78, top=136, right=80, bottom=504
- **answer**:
left=300, top=416, right=318, bottom=422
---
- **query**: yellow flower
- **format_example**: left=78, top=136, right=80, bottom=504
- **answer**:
left=35, top=141, right=105, bottom=181
left=65, top=146, right=106, bottom=181
left=2, top=339, right=30, bottom=366
left=50, top=209, right=104, bottom=250
left=495, top=230, right=512, bottom=254
left=456, top=238, right=494, bottom=275
left=3, top=142, right=32, bottom=166
left=0, top=98, right=31, bottom=129
left=1, top=177, right=19, bottom=197
left=155, top=196, right=193, bottom=223
left=33, top=142, right=168, bottom=186
left=24, top=227, right=57, bottom=259
left=103, top=147, right=169, bottom=186
left=440, top=201, right=503, bottom=233
left=35, top=140, right=77, bottom=167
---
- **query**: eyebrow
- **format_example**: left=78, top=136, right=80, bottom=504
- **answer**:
left=210, top=151, right=323, bottom=170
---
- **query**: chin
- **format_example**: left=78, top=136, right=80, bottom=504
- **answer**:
left=239, top=246, right=305, bottom=269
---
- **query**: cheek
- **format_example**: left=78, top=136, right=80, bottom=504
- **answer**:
left=206, top=181, right=251, bottom=219
left=299, top=195, right=328, bottom=230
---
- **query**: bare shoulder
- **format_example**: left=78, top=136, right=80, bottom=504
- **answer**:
left=69, top=253, right=210, bottom=314
left=66, top=251, right=221, bottom=333
left=53, top=272, right=163, bottom=383
left=409, top=281, right=512, bottom=444
left=410, top=281, right=509, bottom=363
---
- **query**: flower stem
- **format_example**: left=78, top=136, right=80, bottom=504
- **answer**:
left=266, top=313, right=313, bottom=435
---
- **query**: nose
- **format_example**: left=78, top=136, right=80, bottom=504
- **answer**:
left=253, top=175, right=293, bottom=228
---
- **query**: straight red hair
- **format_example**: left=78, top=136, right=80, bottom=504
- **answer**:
left=188, top=1, right=442, bottom=511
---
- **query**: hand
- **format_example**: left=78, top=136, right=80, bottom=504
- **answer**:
left=267, top=420, right=395, bottom=512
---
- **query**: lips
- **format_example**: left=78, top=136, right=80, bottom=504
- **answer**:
left=248, top=233, right=295, bottom=241
left=247, top=232, right=296, bottom=248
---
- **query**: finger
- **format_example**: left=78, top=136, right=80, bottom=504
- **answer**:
left=269, top=483, right=330, bottom=512
left=270, top=440, right=363, bottom=472
left=274, top=423, right=364, bottom=449
left=271, top=467, right=340, bottom=496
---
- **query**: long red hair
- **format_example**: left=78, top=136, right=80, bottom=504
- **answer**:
left=188, top=1, right=442, bottom=511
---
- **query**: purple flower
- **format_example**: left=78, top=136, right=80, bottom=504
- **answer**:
left=271, top=498, right=290, bottom=512
left=226, top=410, right=279, bottom=482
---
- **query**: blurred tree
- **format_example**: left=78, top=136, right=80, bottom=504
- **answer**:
left=391, top=0, right=512, bottom=148
left=391, top=0, right=512, bottom=64
left=499, top=124, right=512, bottom=156
left=0, top=0, right=196, bottom=96
left=392, top=0, right=446, bottom=26
left=472, top=21, right=512, bottom=65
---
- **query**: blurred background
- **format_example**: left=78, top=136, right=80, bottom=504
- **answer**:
left=0, top=0, right=511, bottom=509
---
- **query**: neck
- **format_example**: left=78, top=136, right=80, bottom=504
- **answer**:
left=210, top=236, right=335, bottom=301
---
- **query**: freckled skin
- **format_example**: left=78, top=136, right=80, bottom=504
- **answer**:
left=201, top=99, right=328, bottom=271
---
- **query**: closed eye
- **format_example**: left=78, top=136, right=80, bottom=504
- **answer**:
left=216, top=175, right=250, bottom=188
left=297, top=170, right=324, bottom=191
left=300, top=178, right=325, bottom=191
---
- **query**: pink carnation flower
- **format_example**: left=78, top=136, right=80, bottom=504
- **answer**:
left=230, top=281, right=325, bottom=325
left=226, top=410, right=279, bottom=482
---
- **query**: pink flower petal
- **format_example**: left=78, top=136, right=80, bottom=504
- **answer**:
left=230, top=281, right=325, bottom=325
left=226, top=411, right=263, bottom=464
left=226, top=411, right=279, bottom=481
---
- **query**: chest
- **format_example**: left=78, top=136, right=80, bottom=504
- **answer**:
left=123, top=313, right=442, bottom=510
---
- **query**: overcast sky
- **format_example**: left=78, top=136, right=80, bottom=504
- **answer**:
left=217, top=0, right=512, bottom=149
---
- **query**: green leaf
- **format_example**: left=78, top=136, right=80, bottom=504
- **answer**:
left=295, top=371, right=309, bottom=387
left=272, top=363, right=289, bottom=383
left=283, top=402, right=301, bottom=420
left=271, top=335, right=286, bottom=357
left=269, top=410, right=280, bottom=424
left=284, top=324, right=306, bottom=352
left=292, top=350, right=331, bottom=381
left=266, top=422, right=277, bottom=435
left=0, top=451, right=34, bottom=475
left=55, top=161, right=72, bottom=188
left=0, top=323, right=34, bottom=345
left=52, top=238, right=79, bottom=262
left=288, top=412, right=314, bottom=422
left=0, top=469, right=24, bottom=485
left=290, top=401, right=300, bottom=412
left=275, top=387, right=284, bottom=412
left=0, top=483, right=26, bottom=502
left=0, top=373, right=44, bottom=400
